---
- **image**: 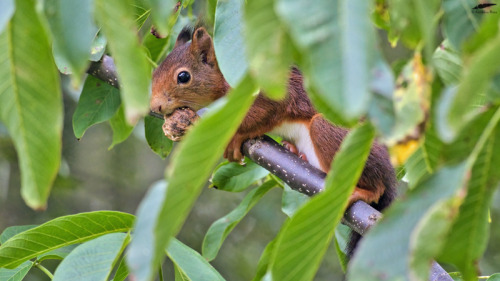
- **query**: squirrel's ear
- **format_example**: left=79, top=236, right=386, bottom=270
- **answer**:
left=190, top=27, right=216, bottom=66
left=174, top=26, right=192, bottom=48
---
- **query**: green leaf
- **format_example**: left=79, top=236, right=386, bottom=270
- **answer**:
left=37, top=244, right=78, bottom=262
left=167, top=239, right=225, bottom=281
left=108, top=105, right=135, bottom=149
left=0, top=260, right=33, bottom=281
left=53, top=233, right=129, bottom=281
left=202, top=180, right=276, bottom=261
left=213, top=0, right=248, bottom=87
left=348, top=163, right=468, bottom=281
left=144, top=0, right=176, bottom=36
left=487, top=274, right=500, bottom=281
left=211, top=159, right=269, bottom=192
left=409, top=198, right=461, bottom=281
left=404, top=147, right=432, bottom=188
left=444, top=34, right=500, bottom=141
left=439, top=127, right=500, bottom=280
left=112, top=257, right=129, bottom=281
left=281, top=184, right=309, bottom=217
left=144, top=115, right=173, bottom=159
left=0, top=0, right=63, bottom=210
left=72, top=75, right=121, bottom=139
left=44, top=0, right=97, bottom=84
left=276, top=0, right=375, bottom=121
left=442, top=0, right=482, bottom=51
left=94, top=0, right=152, bottom=124
left=270, top=124, right=375, bottom=281
left=0, top=225, right=37, bottom=244
left=368, top=55, right=396, bottom=138
left=244, top=0, right=291, bottom=99
left=90, top=33, right=107, bottom=62
left=0, top=211, right=134, bottom=269
left=126, top=180, right=166, bottom=281
left=0, top=0, right=14, bottom=33
left=127, top=75, right=257, bottom=281
left=433, top=40, right=462, bottom=86
left=252, top=238, right=276, bottom=281
left=463, top=14, right=499, bottom=54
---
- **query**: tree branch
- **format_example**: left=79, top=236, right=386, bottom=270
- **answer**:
left=88, top=56, right=453, bottom=281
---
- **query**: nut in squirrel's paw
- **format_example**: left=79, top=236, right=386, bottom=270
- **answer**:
left=162, top=108, right=199, bottom=141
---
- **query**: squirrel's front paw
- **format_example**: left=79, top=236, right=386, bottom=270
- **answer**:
left=224, top=136, right=245, bottom=163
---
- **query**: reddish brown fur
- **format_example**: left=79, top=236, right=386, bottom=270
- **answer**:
left=151, top=27, right=397, bottom=211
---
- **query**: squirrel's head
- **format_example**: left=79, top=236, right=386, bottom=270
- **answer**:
left=151, top=27, right=229, bottom=115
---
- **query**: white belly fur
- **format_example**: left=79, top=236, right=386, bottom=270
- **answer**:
left=270, top=122, right=322, bottom=170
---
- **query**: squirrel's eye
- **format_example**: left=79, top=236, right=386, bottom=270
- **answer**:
left=177, top=71, right=191, bottom=84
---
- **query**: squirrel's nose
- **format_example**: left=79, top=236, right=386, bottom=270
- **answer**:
left=151, top=95, right=175, bottom=115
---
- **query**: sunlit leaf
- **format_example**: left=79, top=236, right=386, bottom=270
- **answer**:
left=0, top=211, right=134, bottom=269
left=0, top=0, right=63, bottom=210
left=202, top=180, right=276, bottom=261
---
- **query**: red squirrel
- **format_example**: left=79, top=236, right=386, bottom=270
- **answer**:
left=150, top=27, right=397, bottom=213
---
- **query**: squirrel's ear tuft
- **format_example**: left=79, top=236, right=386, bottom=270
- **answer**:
left=174, top=26, right=193, bottom=48
left=191, top=27, right=216, bottom=66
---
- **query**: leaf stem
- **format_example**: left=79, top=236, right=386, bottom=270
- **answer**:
left=35, top=262, right=54, bottom=279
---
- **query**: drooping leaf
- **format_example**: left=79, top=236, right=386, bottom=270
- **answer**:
left=439, top=122, right=500, bottom=280
left=211, top=159, right=269, bottom=192
left=269, top=124, right=375, bottom=281
left=167, top=239, right=225, bottom=281
left=244, top=0, right=291, bottom=99
left=442, top=0, right=482, bottom=51
left=144, top=115, right=173, bottom=159
left=108, top=105, right=135, bottom=149
left=127, top=75, right=257, bottom=281
left=53, top=233, right=129, bottom=281
left=0, top=211, right=134, bottom=269
left=202, top=180, right=276, bottom=261
left=213, top=0, right=248, bottom=87
left=276, top=0, right=376, bottom=121
left=348, top=163, right=468, bottom=281
left=409, top=198, right=462, bottom=281
left=0, top=0, right=63, bottom=210
left=72, top=75, right=121, bottom=139
left=443, top=34, right=500, bottom=142
left=94, top=0, right=152, bottom=124
left=144, top=0, right=176, bottom=36
left=0, top=260, right=33, bottom=281
left=44, top=0, right=97, bottom=84
left=0, top=0, right=14, bottom=33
